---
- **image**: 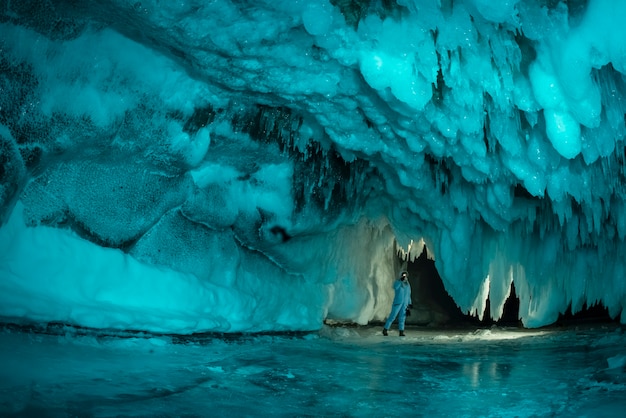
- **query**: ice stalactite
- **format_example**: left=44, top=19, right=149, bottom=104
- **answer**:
left=3, top=0, right=626, bottom=332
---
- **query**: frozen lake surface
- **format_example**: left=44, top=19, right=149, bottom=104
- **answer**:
left=1, top=324, right=625, bottom=417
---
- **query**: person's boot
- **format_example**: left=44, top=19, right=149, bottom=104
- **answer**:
left=382, top=328, right=388, bottom=336
left=399, top=330, right=405, bottom=337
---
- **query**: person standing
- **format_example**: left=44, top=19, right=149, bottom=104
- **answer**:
left=382, top=271, right=412, bottom=336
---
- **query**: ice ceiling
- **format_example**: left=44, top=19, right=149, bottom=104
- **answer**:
left=1, top=0, right=626, bottom=333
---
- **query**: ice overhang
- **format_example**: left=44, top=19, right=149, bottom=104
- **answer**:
left=1, top=0, right=626, bottom=331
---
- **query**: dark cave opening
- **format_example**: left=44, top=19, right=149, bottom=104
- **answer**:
left=403, top=248, right=619, bottom=329
left=481, top=282, right=619, bottom=328
left=554, top=303, right=618, bottom=326
left=403, top=246, right=468, bottom=327
left=404, top=246, right=522, bottom=328
left=482, top=282, right=522, bottom=327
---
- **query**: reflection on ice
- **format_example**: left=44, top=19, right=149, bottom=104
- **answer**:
left=0, top=324, right=625, bottom=417
left=433, top=328, right=551, bottom=342
left=462, top=361, right=510, bottom=389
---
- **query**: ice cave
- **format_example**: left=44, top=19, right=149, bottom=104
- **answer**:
left=1, top=0, right=626, bottom=416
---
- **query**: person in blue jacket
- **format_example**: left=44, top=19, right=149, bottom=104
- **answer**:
left=382, top=271, right=412, bottom=336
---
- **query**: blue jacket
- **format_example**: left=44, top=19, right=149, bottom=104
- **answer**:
left=392, top=279, right=411, bottom=307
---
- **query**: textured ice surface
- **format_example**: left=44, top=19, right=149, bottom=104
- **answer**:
left=2, top=0, right=626, bottom=333
left=0, top=325, right=625, bottom=417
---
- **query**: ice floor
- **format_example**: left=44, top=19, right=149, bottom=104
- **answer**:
left=1, top=324, right=625, bottom=417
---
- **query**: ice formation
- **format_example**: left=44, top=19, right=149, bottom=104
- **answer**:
left=1, top=0, right=626, bottom=333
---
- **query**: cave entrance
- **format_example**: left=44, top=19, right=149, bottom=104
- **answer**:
left=402, top=246, right=521, bottom=327
left=402, top=246, right=619, bottom=327
left=483, top=283, right=619, bottom=328
left=483, top=283, right=522, bottom=327
left=402, top=246, right=467, bottom=326
left=479, top=280, right=618, bottom=328
left=554, top=302, right=617, bottom=326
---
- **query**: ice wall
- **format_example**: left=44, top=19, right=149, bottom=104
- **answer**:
left=1, top=0, right=626, bottom=332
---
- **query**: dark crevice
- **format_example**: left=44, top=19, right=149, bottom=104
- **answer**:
left=482, top=93, right=496, bottom=153
left=330, top=0, right=409, bottom=29
left=424, top=154, right=451, bottom=195
left=483, top=112, right=491, bottom=153
left=182, top=105, right=217, bottom=136
left=57, top=211, right=144, bottom=250
left=482, top=282, right=522, bottom=327
left=233, top=105, right=298, bottom=152
left=0, top=321, right=313, bottom=343
left=554, top=302, right=618, bottom=327
left=513, top=183, right=537, bottom=200
left=432, top=49, right=446, bottom=106
left=514, top=32, right=537, bottom=77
